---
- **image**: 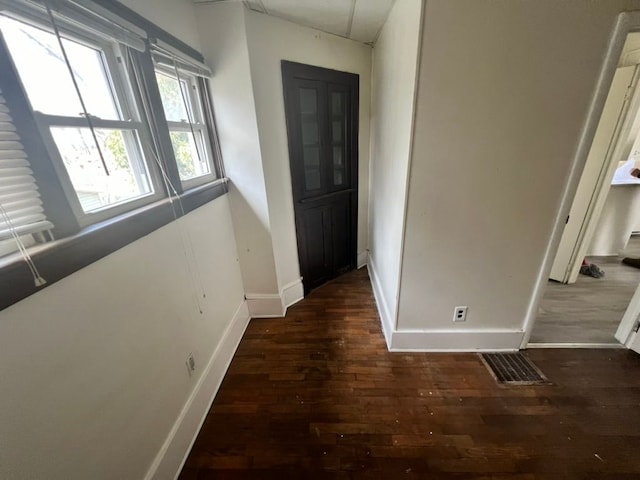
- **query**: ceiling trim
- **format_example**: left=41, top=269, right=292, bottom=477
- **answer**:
left=345, top=0, right=356, bottom=38
left=242, top=0, right=266, bottom=13
left=224, top=0, right=395, bottom=45
left=371, top=0, right=396, bottom=45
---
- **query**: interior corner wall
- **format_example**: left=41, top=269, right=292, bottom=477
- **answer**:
left=367, top=0, right=423, bottom=340
left=395, top=0, right=640, bottom=350
left=243, top=10, right=373, bottom=293
left=194, top=2, right=279, bottom=299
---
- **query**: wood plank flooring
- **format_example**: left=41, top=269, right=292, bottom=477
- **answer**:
left=531, top=236, right=640, bottom=344
left=180, top=268, right=640, bottom=479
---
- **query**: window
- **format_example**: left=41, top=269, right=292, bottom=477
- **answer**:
left=0, top=86, right=53, bottom=258
left=0, top=0, right=226, bottom=310
left=0, top=14, right=161, bottom=224
left=153, top=52, right=217, bottom=188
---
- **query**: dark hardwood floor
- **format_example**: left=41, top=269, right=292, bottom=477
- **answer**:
left=180, top=268, right=640, bottom=479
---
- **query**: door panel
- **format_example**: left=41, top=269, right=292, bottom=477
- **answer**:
left=330, top=194, right=351, bottom=274
left=283, top=62, right=359, bottom=294
left=300, top=205, right=330, bottom=288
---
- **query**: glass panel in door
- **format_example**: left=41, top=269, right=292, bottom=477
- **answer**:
left=299, top=87, right=321, bottom=191
left=329, top=90, right=347, bottom=187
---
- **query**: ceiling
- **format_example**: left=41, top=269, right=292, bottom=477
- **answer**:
left=192, top=0, right=396, bottom=44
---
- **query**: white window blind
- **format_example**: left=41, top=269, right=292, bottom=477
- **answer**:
left=151, top=40, right=212, bottom=78
left=0, top=88, right=54, bottom=241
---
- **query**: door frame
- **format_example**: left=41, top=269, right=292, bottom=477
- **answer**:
left=521, top=11, right=640, bottom=348
left=549, top=65, right=639, bottom=285
left=281, top=60, right=359, bottom=293
left=616, top=282, right=640, bottom=350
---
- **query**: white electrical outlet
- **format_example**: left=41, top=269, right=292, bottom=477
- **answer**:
left=185, top=353, right=195, bottom=376
left=453, top=306, right=468, bottom=322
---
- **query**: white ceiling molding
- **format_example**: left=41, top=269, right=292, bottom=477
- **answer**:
left=350, top=0, right=395, bottom=44
left=242, top=0, right=267, bottom=14
left=193, top=0, right=396, bottom=44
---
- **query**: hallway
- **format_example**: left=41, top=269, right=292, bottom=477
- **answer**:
left=180, top=268, right=640, bottom=479
left=531, top=236, right=640, bottom=344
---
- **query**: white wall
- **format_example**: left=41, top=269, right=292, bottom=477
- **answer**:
left=367, top=0, right=423, bottom=338
left=243, top=10, right=373, bottom=290
left=0, top=197, right=247, bottom=479
left=0, top=2, right=251, bottom=477
left=394, top=0, right=640, bottom=350
left=194, top=3, right=280, bottom=300
left=120, top=0, right=201, bottom=50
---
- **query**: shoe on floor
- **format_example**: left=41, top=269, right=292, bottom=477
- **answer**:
left=622, top=257, right=640, bottom=269
left=580, top=263, right=605, bottom=278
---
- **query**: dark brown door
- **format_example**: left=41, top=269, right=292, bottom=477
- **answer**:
left=282, top=61, right=359, bottom=294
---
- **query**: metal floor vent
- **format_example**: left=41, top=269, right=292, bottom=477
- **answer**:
left=480, top=352, right=549, bottom=385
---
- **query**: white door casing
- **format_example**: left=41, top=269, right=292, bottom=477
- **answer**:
left=549, top=65, right=638, bottom=283
left=521, top=11, right=640, bottom=348
left=616, top=282, right=640, bottom=352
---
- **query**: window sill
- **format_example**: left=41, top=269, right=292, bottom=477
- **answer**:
left=0, top=178, right=228, bottom=312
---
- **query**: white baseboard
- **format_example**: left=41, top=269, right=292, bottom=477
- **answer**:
left=357, top=250, right=369, bottom=268
left=527, top=342, right=623, bottom=349
left=367, top=257, right=394, bottom=349
left=145, top=301, right=251, bottom=480
left=367, top=258, right=523, bottom=352
left=281, top=278, right=304, bottom=310
left=246, top=278, right=304, bottom=318
left=389, top=329, right=524, bottom=352
left=246, top=293, right=283, bottom=318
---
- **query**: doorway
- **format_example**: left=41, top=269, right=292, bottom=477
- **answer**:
left=530, top=237, right=640, bottom=345
left=282, top=61, right=359, bottom=294
left=527, top=27, right=640, bottom=348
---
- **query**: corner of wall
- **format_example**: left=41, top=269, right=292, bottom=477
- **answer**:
left=246, top=277, right=304, bottom=318
left=246, top=294, right=283, bottom=318
left=357, top=250, right=369, bottom=268
left=369, top=251, right=523, bottom=352
left=281, top=277, right=304, bottom=310
left=367, top=257, right=394, bottom=349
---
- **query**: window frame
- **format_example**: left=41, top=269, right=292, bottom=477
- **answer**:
left=154, top=64, right=218, bottom=190
left=0, top=0, right=228, bottom=311
left=1, top=14, right=168, bottom=226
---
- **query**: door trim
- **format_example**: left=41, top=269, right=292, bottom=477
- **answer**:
left=521, top=11, right=640, bottom=348
left=549, top=65, right=639, bottom=284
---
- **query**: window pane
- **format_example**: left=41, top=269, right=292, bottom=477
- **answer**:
left=302, top=121, right=318, bottom=145
left=0, top=16, right=120, bottom=119
left=332, top=120, right=343, bottom=142
left=331, top=91, right=343, bottom=115
left=169, top=130, right=211, bottom=181
left=156, top=71, right=191, bottom=122
left=299, top=88, right=321, bottom=191
left=333, top=146, right=343, bottom=167
left=303, top=146, right=321, bottom=190
left=333, top=146, right=345, bottom=186
left=300, top=88, right=317, bottom=114
left=50, top=127, right=151, bottom=212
